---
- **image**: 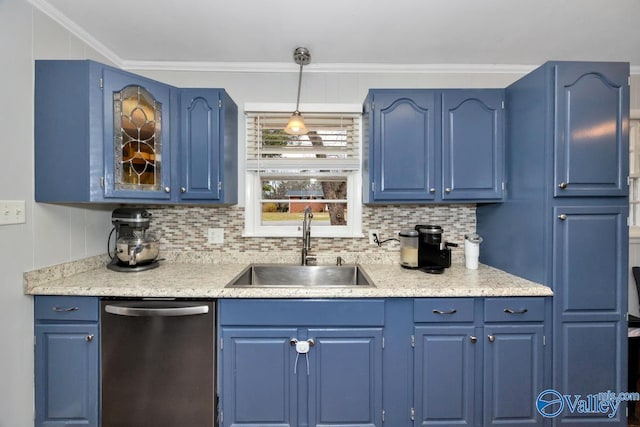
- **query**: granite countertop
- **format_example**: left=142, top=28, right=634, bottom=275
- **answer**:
left=24, top=255, right=553, bottom=298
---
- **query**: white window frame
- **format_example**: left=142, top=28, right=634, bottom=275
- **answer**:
left=630, top=110, right=640, bottom=237
left=243, top=103, right=363, bottom=238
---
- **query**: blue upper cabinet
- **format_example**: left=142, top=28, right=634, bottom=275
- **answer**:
left=363, top=89, right=504, bottom=203
left=178, top=89, right=238, bottom=203
left=554, top=63, right=629, bottom=197
left=35, top=60, right=238, bottom=205
left=102, top=67, right=173, bottom=200
left=364, top=90, right=438, bottom=202
left=442, top=90, right=504, bottom=201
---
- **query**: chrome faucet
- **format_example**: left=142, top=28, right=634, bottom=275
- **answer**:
left=301, top=206, right=316, bottom=265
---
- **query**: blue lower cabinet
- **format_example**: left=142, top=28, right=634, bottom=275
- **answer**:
left=414, top=325, right=477, bottom=426
left=308, top=328, right=383, bottom=427
left=220, top=327, right=298, bottom=427
left=218, top=299, right=385, bottom=427
left=34, top=322, right=99, bottom=427
left=483, top=324, right=545, bottom=426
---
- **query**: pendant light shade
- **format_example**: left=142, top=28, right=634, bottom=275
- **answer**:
left=284, top=47, right=311, bottom=135
left=284, top=110, right=307, bottom=135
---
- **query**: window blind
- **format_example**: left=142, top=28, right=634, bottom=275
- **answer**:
left=246, top=112, right=361, bottom=171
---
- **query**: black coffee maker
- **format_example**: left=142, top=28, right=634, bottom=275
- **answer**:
left=415, top=225, right=458, bottom=274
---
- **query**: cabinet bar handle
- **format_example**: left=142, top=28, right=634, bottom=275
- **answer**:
left=433, top=309, right=457, bottom=315
left=105, top=304, right=209, bottom=317
left=504, top=308, right=528, bottom=315
left=52, top=306, right=79, bottom=312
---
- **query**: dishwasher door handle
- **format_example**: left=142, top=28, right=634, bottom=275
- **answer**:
left=104, top=304, right=210, bottom=317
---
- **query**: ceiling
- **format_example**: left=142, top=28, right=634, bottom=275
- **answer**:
left=30, top=0, right=640, bottom=73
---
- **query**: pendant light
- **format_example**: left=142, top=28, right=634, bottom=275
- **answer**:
left=284, top=47, right=311, bottom=135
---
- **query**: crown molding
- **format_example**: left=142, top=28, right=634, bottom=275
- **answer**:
left=122, top=60, right=539, bottom=75
left=29, top=0, right=640, bottom=76
left=28, top=0, right=124, bottom=67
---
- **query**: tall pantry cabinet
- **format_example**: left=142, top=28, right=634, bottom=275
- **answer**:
left=477, top=61, right=629, bottom=426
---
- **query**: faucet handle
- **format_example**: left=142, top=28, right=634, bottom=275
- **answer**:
left=305, top=254, right=317, bottom=265
left=336, top=256, right=344, bottom=266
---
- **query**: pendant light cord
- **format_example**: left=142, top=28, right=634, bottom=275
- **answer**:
left=295, top=61, right=304, bottom=112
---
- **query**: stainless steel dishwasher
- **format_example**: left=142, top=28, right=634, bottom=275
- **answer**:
left=101, top=299, right=215, bottom=427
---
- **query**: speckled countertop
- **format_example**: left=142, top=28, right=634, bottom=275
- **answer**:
left=24, top=254, right=552, bottom=298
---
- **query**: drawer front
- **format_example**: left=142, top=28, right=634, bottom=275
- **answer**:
left=35, top=296, right=99, bottom=322
left=414, top=298, right=475, bottom=323
left=219, top=299, right=385, bottom=326
left=484, top=297, right=545, bottom=322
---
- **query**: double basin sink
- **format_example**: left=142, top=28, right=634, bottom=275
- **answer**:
left=226, top=264, right=375, bottom=288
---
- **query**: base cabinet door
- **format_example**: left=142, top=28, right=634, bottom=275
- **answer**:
left=414, top=325, right=477, bottom=426
left=34, top=324, right=99, bottom=427
left=220, top=327, right=298, bottom=427
left=308, top=328, right=383, bottom=427
left=483, top=324, right=545, bottom=426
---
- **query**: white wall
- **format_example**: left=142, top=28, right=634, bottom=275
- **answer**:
left=0, top=2, right=114, bottom=426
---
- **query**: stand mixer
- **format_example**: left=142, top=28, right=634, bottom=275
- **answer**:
left=107, top=208, right=160, bottom=272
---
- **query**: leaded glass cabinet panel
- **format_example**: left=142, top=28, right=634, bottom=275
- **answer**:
left=102, top=68, right=172, bottom=200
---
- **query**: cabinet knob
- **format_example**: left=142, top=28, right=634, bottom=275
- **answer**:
left=180, top=187, right=186, bottom=193
left=429, top=188, right=436, bottom=193
left=164, top=187, right=171, bottom=193
left=85, top=334, right=94, bottom=342
left=470, top=336, right=477, bottom=343
left=445, top=188, right=451, bottom=193
left=558, top=182, right=568, bottom=189
left=558, top=214, right=567, bottom=221
left=488, top=335, right=495, bottom=343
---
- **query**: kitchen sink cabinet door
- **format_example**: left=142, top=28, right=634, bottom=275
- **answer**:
left=413, top=325, right=478, bottom=426
left=483, top=324, right=545, bottom=426
left=441, top=89, right=504, bottom=201
left=178, top=89, right=238, bottom=203
left=553, top=62, right=629, bottom=198
left=307, top=328, right=383, bottom=427
left=363, top=89, right=438, bottom=202
left=220, top=327, right=299, bottom=427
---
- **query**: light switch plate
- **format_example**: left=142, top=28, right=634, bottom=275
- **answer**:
left=0, top=200, right=26, bottom=225
left=207, top=228, right=224, bottom=244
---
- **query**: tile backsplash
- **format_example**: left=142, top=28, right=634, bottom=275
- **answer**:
left=146, top=204, right=476, bottom=263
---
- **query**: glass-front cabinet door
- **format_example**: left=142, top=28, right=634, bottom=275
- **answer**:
left=102, top=68, right=172, bottom=200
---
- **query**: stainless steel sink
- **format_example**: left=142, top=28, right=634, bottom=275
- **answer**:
left=225, top=264, right=375, bottom=288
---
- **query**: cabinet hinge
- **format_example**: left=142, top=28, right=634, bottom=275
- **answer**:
left=218, top=99, right=222, bottom=109
left=501, top=182, right=506, bottom=191
left=501, top=100, right=505, bottom=109
left=410, top=407, right=415, bottom=421
left=371, top=102, right=374, bottom=111
left=381, top=409, right=385, bottom=423
left=100, top=177, right=105, bottom=188
left=220, top=338, right=223, bottom=350
left=628, top=217, right=631, bottom=227
left=219, top=411, right=223, bottom=423
left=99, top=78, right=103, bottom=89
left=628, top=176, right=631, bottom=187
left=218, top=181, right=223, bottom=191
left=371, top=182, right=375, bottom=192
left=410, top=335, right=415, bottom=348
left=543, top=335, right=546, bottom=346
left=382, top=336, right=385, bottom=349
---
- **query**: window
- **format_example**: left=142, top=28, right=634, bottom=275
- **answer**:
left=630, top=117, right=640, bottom=233
left=244, top=105, right=362, bottom=237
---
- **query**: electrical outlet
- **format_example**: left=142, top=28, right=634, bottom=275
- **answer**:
left=207, top=228, right=224, bottom=244
left=0, top=200, right=26, bottom=225
left=368, top=230, right=379, bottom=245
